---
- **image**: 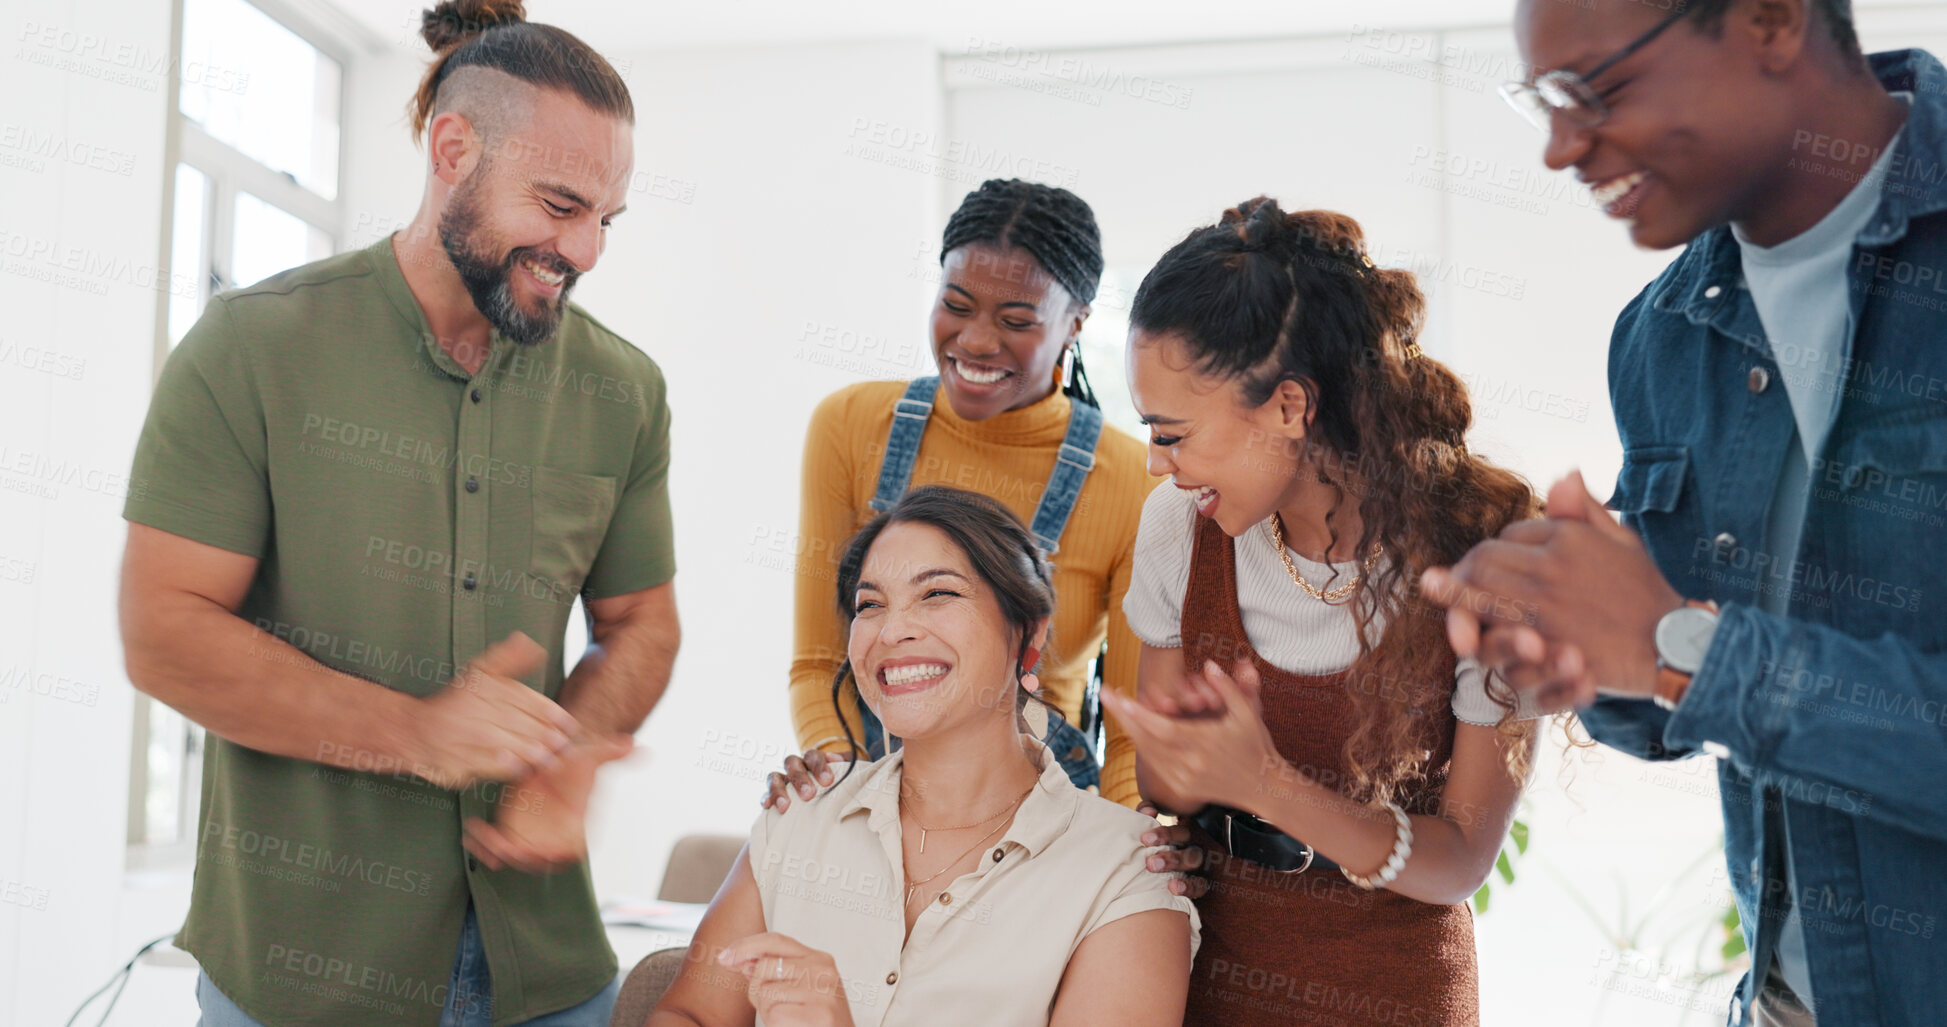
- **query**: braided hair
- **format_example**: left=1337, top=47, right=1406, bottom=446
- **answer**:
left=940, top=179, right=1105, bottom=408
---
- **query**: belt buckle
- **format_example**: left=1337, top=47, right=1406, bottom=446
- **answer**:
left=1226, top=811, right=1313, bottom=874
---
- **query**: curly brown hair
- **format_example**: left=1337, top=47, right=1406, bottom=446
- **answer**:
left=1130, top=197, right=1540, bottom=807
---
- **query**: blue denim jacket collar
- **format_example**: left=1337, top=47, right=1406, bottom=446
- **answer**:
left=1647, top=49, right=1947, bottom=349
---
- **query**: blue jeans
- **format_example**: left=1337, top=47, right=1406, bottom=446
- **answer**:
left=196, top=905, right=621, bottom=1026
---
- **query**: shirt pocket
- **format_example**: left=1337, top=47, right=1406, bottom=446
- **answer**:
left=1607, top=445, right=1702, bottom=586
left=1607, top=445, right=1691, bottom=518
left=529, top=466, right=618, bottom=597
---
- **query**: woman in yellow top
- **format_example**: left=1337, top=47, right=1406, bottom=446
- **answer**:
left=777, top=178, right=1153, bottom=806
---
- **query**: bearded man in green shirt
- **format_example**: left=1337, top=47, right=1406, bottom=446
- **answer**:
left=118, top=5, right=679, bottom=1025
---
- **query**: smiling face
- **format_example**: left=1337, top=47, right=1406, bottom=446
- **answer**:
left=435, top=87, right=633, bottom=344
left=1514, top=0, right=1801, bottom=249
left=1127, top=330, right=1314, bottom=537
left=848, top=521, right=1035, bottom=742
left=930, top=243, right=1087, bottom=419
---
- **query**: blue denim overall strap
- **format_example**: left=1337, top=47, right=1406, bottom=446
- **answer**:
left=857, top=377, right=1105, bottom=788
left=1028, top=399, right=1101, bottom=556
left=868, top=377, right=938, bottom=514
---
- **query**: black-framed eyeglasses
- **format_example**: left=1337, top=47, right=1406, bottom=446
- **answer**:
left=1498, top=5, right=1694, bottom=133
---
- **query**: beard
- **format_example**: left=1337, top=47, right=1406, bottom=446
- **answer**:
left=437, top=173, right=580, bottom=347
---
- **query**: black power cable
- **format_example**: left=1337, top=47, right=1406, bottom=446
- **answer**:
left=65, top=933, right=176, bottom=1027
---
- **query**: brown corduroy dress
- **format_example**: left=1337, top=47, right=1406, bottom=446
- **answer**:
left=1178, top=516, right=1480, bottom=1027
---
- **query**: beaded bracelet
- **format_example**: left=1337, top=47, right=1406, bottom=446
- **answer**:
left=1341, top=802, right=1414, bottom=890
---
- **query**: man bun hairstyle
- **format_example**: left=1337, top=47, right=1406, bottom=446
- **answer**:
left=409, top=0, right=633, bottom=144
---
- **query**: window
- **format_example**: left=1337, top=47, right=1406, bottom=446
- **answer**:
left=162, top=0, right=344, bottom=349
left=133, top=0, right=349, bottom=863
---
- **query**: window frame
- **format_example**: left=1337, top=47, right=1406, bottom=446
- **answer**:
left=130, top=0, right=358, bottom=869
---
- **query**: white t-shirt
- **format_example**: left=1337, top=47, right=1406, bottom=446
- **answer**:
left=1122, top=481, right=1543, bottom=727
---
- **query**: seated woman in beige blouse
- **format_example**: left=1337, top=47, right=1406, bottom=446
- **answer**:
left=649, top=486, right=1198, bottom=1027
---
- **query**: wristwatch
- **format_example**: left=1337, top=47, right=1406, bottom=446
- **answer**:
left=1652, top=600, right=1720, bottom=711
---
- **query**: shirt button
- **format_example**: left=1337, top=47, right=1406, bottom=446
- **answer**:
left=1713, top=532, right=1737, bottom=557
left=470, top=388, right=482, bottom=403
left=1747, top=367, right=1770, bottom=393
left=1702, top=740, right=1732, bottom=759
left=1704, top=285, right=1723, bottom=299
left=992, top=848, right=1004, bottom=862
left=465, top=476, right=479, bottom=493
left=467, top=856, right=481, bottom=872
left=938, top=892, right=951, bottom=905
left=886, top=971, right=898, bottom=985
left=462, top=571, right=477, bottom=591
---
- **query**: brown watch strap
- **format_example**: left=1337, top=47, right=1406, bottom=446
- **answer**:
left=1654, top=665, right=1693, bottom=708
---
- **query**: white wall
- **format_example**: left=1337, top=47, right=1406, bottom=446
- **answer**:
left=0, top=1, right=180, bottom=1023
left=568, top=37, right=947, bottom=902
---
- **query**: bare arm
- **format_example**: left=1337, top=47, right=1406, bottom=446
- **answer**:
left=1097, top=541, right=1144, bottom=808
left=647, top=845, right=766, bottom=1027
left=119, top=522, right=577, bottom=786
left=1048, top=909, right=1192, bottom=1027
left=1250, top=722, right=1533, bottom=906
left=561, top=581, right=681, bottom=737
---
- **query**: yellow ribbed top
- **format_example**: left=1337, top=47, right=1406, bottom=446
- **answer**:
left=788, top=379, right=1154, bottom=807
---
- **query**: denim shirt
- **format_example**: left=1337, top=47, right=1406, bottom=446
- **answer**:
left=1584, top=49, right=1947, bottom=1027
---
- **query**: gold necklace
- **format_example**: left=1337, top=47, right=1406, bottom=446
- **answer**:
left=1266, top=514, right=1380, bottom=604
left=909, top=781, right=1036, bottom=854
left=901, top=782, right=1034, bottom=905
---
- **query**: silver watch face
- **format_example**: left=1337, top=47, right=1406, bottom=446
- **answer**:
left=1655, top=606, right=1719, bottom=674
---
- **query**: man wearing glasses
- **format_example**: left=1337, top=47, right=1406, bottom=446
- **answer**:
left=1423, top=1, right=1946, bottom=1024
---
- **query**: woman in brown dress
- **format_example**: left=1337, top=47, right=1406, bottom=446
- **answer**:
left=1100, top=198, right=1544, bottom=1026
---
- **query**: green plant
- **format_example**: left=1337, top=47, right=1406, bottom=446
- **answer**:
left=1470, top=816, right=1529, bottom=914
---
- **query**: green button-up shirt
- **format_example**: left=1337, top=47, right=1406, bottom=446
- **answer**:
left=125, top=237, right=674, bottom=1026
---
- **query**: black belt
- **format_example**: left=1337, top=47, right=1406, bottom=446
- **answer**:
left=1192, top=806, right=1340, bottom=874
